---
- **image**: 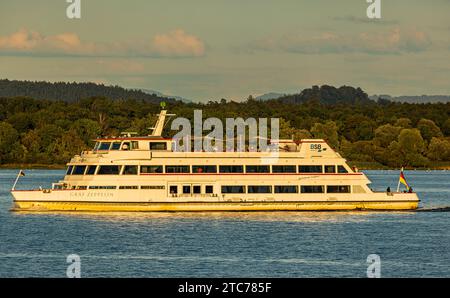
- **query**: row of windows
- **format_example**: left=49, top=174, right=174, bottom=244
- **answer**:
left=70, top=184, right=352, bottom=194
left=94, top=141, right=168, bottom=151
left=94, top=141, right=140, bottom=151
left=170, top=185, right=214, bottom=194
left=220, top=185, right=351, bottom=194
left=67, top=165, right=349, bottom=175
left=74, top=185, right=166, bottom=190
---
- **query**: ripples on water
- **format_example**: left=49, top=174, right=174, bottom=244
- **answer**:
left=0, top=169, right=449, bottom=277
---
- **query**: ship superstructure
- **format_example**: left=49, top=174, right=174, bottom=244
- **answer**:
left=11, top=110, right=419, bottom=211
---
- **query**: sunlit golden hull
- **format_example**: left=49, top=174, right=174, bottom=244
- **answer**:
left=12, top=200, right=419, bottom=212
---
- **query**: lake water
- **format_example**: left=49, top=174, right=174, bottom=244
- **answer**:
left=0, top=169, right=449, bottom=277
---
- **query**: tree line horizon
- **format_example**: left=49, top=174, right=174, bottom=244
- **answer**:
left=0, top=82, right=449, bottom=168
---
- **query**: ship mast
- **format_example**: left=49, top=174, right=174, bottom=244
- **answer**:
left=150, top=109, right=175, bottom=136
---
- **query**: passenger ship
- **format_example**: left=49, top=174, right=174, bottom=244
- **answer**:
left=11, top=110, right=419, bottom=212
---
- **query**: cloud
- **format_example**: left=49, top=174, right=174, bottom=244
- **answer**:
left=0, top=28, right=205, bottom=58
left=150, top=29, right=205, bottom=57
left=0, top=29, right=101, bottom=56
left=250, top=28, right=432, bottom=55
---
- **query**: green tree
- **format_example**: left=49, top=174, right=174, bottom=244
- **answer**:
left=70, top=119, right=102, bottom=145
left=341, top=115, right=374, bottom=141
left=36, top=124, right=64, bottom=150
left=246, top=95, right=255, bottom=102
left=127, top=114, right=158, bottom=136
left=442, top=119, right=450, bottom=137
left=387, top=129, right=429, bottom=167
left=417, top=118, right=443, bottom=142
left=341, top=140, right=376, bottom=162
left=48, top=130, right=87, bottom=164
left=427, top=137, right=450, bottom=161
left=385, top=141, right=405, bottom=167
left=0, top=122, right=20, bottom=163
left=398, top=129, right=426, bottom=154
left=395, top=118, right=412, bottom=128
left=279, top=118, right=297, bottom=139
left=294, top=129, right=312, bottom=141
left=7, top=112, right=35, bottom=133
left=374, top=124, right=402, bottom=148
left=279, top=118, right=313, bottom=140
left=21, top=130, right=42, bottom=163
left=311, top=121, right=339, bottom=149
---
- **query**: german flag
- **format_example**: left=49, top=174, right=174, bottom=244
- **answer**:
left=399, top=168, right=410, bottom=191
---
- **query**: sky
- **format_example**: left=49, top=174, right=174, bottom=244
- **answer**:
left=0, top=0, right=449, bottom=101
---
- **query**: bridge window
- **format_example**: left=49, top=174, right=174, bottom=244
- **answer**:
left=300, top=186, right=324, bottom=193
left=327, top=185, right=351, bottom=193
left=221, top=186, right=245, bottom=193
left=192, top=165, right=217, bottom=173
left=72, top=166, right=86, bottom=175
left=123, top=165, right=138, bottom=175
left=248, top=185, right=272, bottom=193
left=219, top=166, right=244, bottom=173
left=121, top=142, right=131, bottom=151
left=166, top=166, right=189, bottom=173
left=86, top=165, right=97, bottom=175
left=299, top=165, right=323, bottom=173
left=141, top=165, right=163, bottom=174
left=66, top=166, right=73, bottom=175
left=272, top=165, right=296, bottom=173
left=150, top=142, right=167, bottom=150
left=97, top=165, right=121, bottom=175
left=275, top=185, right=298, bottom=193
left=110, top=142, right=121, bottom=150
left=246, top=166, right=270, bottom=173
left=324, top=165, right=336, bottom=173
left=337, top=166, right=348, bottom=173
left=98, top=142, right=111, bottom=151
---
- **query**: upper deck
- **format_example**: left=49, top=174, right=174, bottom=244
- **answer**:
left=74, top=138, right=344, bottom=163
left=71, top=109, right=346, bottom=166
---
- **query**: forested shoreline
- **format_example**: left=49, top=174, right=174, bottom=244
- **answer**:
left=1, top=84, right=450, bottom=169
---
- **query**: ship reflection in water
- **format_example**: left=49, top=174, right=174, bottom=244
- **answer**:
left=12, top=210, right=409, bottom=223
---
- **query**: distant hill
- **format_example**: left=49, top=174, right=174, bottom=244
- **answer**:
left=276, top=85, right=374, bottom=105
left=371, top=94, right=450, bottom=104
left=256, top=92, right=286, bottom=101
left=0, top=79, right=175, bottom=103
left=139, top=88, right=192, bottom=103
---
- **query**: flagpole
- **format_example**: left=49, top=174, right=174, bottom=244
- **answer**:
left=396, top=167, right=403, bottom=193
left=11, top=170, right=22, bottom=191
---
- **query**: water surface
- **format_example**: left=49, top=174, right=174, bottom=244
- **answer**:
left=0, top=169, right=449, bottom=277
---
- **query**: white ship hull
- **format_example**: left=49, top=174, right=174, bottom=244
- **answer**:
left=11, top=189, right=419, bottom=211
